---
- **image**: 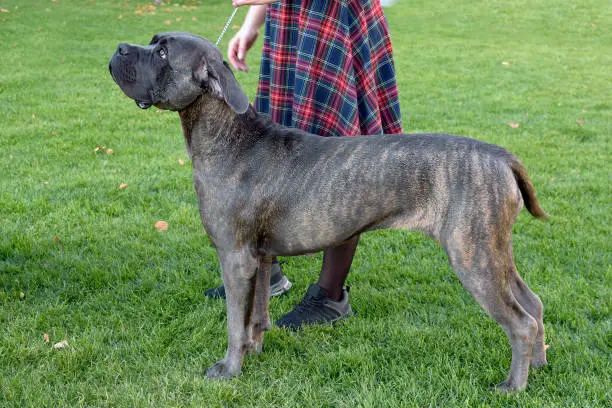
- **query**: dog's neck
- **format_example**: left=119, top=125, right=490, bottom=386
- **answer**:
left=177, top=93, right=274, bottom=159
left=178, top=93, right=238, bottom=158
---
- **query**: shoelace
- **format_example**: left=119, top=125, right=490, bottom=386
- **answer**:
left=292, top=295, right=337, bottom=320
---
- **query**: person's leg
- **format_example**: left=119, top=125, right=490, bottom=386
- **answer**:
left=317, top=236, right=360, bottom=301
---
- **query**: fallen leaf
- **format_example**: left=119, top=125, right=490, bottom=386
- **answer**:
left=545, top=344, right=550, bottom=350
left=155, top=220, right=168, bottom=232
left=508, top=122, right=520, bottom=128
left=191, top=17, right=197, bottom=21
left=178, top=158, right=184, bottom=165
left=502, top=61, right=510, bottom=66
left=232, top=25, right=239, bottom=29
left=164, top=19, right=172, bottom=25
left=53, top=340, right=69, bottom=349
left=576, top=119, right=585, bottom=125
left=119, top=183, right=128, bottom=190
left=106, top=148, right=114, bottom=155
left=118, top=14, right=123, bottom=19
left=175, top=17, right=182, bottom=22
left=43, top=333, right=50, bottom=343
left=1, top=8, right=9, bottom=13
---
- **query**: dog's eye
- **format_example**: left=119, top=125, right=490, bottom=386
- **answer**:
left=159, top=48, right=167, bottom=59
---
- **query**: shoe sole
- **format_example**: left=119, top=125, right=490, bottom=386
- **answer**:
left=276, top=304, right=354, bottom=330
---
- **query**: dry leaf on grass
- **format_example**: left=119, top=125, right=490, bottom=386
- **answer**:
left=155, top=221, right=168, bottom=232
left=119, top=183, right=128, bottom=190
left=94, top=146, right=115, bottom=154
left=43, top=333, right=50, bottom=343
left=53, top=340, right=69, bottom=349
left=508, top=122, right=520, bottom=128
left=178, top=159, right=184, bottom=165
left=576, top=119, right=585, bottom=125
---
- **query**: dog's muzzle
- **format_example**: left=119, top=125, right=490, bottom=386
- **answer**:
left=109, top=44, right=154, bottom=109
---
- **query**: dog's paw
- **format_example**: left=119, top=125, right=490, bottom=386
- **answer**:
left=531, top=343, right=549, bottom=368
left=246, top=340, right=263, bottom=355
left=205, top=359, right=241, bottom=380
left=530, top=357, right=548, bottom=368
left=493, top=380, right=526, bottom=394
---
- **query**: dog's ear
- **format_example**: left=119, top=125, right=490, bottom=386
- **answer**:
left=195, top=58, right=250, bottom=115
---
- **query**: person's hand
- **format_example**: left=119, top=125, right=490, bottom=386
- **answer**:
left=226, top=4, right=268, bottom=71
left=227, top=25, right=260, bottom=72
left=232, top=0, right=279, bottom=6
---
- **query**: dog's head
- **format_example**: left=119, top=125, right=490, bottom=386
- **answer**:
left=109, top=32, right=249, bottom=113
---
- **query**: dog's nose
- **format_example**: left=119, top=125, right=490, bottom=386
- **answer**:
left=117, top=43, right=130, bottom=56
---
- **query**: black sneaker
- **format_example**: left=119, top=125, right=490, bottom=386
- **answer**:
left=275, top=284, right=353, bottom=330
left=203, top=262, right=292, bottom=299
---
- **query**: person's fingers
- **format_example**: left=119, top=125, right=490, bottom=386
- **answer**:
left=227, top=36, right=241, bottom=70
left=237, top=38, right=249, bottom=71
left=228, top=36, right=248, bottom=72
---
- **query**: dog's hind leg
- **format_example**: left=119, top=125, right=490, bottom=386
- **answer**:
left=507, top=243, right=548, bottom=368
left=445, top=235, right=537, bottom=393
left=206, top=247, right=258, bottom=379
left=247, top=258, right=272, bottom=355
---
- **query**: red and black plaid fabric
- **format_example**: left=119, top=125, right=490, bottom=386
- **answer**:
left=255, top=0, right=403, bottom=137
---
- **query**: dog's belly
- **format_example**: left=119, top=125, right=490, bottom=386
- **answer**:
left=261, top=203, right=435, bottom=257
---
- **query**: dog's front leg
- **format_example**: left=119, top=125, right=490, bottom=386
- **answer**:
left=206, top=247, right=257, bottom=379
left=247, top=258, right=271, bottom=354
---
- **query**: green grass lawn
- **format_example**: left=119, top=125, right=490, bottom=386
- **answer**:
left=1, top=0, right=610, bottom=406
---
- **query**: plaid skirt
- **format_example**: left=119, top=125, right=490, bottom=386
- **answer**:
left=255, top=0, right=403, bottom=137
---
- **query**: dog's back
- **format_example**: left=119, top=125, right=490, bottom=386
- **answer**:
left=250, top=128, right=545, bottom=255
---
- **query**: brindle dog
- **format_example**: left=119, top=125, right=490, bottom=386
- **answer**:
left=109, top=32, right=549, bottom=392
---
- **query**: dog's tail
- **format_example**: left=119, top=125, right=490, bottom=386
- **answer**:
left=510, top=157, right=548, bottom=220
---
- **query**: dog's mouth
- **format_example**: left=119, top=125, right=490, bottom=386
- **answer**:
left=136, top=100, right=152, bottom=109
